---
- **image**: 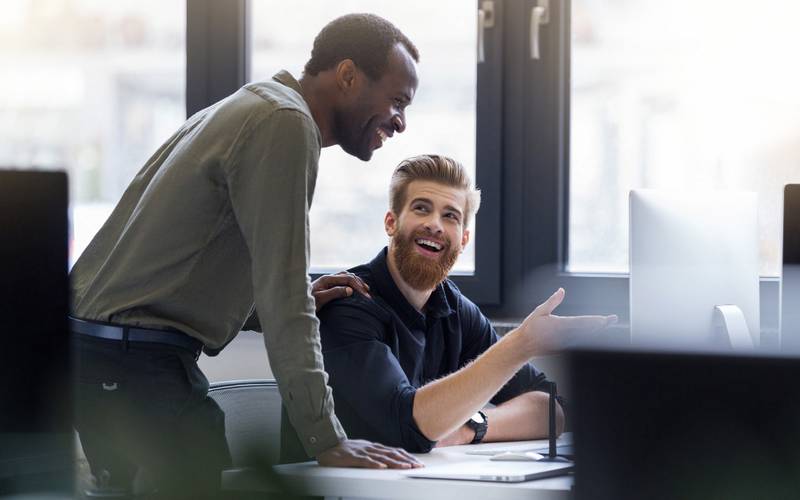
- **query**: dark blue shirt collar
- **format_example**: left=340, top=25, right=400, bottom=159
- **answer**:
left=366, top=248, right=454, bottom=326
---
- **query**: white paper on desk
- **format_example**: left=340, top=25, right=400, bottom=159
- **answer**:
left=405, top=460, right=573, bottom=483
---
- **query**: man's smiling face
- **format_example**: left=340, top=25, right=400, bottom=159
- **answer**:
left=386, top=180, right=471, bottom=291
left=334, top=43, right=418, bottom=161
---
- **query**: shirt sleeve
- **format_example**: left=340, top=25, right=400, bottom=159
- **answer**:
left=224, top=107, right=346, bottom=457
left=457, top=295, right=550, bottom=405
left=318, top=297, right=436, bottom=453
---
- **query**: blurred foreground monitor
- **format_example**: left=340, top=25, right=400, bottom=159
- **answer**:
left=570, top=348, right=800, bottom=500
left=0, top=170, right=72, bottom=496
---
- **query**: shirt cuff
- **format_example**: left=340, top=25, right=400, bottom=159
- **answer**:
left=280, top=374, right=348, bottom=457
left=294, top=411, right=347, bottom=457
left=398, top=387, right=436, bottom=453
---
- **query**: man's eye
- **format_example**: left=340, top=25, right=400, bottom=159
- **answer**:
left=414, top=206, right=428, bottom=213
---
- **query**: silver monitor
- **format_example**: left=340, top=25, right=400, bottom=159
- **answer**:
left=781, top=184, right=800, bottom=351
left=629, top=189, right=760, bottom=350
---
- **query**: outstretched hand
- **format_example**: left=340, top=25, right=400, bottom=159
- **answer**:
left=516, top=288, right=617, bottom=356
left=317, top=439, right=424, bottom=469
left=311, top=272, right=371, bottom=312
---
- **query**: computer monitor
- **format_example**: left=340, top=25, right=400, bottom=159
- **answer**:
left=0, top=170, right=72, bottom=495
left=781, top=184, right=800, bottom=352
left=569, top=348, right=800, bottom=500
left=629, top=189, right=760, bottom=349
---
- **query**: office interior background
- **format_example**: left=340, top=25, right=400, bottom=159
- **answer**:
left=3, top=0, right=800, bottom=380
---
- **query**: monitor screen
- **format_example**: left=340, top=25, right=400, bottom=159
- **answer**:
left=629, top=189, right=760, bottom=349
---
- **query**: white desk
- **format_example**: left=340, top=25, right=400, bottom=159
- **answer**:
left=223, top=437, right=573, bottom=500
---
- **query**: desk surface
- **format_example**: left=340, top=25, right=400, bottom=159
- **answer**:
left=224, top=437, right=573, bottom=500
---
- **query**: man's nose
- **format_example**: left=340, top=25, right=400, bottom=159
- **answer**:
left=392, top=113, right=406, bottom=134
left=424, top=215, right=444, bottom=234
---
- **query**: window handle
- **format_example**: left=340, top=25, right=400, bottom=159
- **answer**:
left=478, top=0, right=495, bottom=64
left=531, top=0, right=550, bottom=60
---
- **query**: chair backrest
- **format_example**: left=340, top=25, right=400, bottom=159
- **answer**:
left=208, top=379, right=281, bottom=468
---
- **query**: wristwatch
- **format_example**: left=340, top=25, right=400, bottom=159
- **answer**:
left=466, top=410, right=488, bottom=444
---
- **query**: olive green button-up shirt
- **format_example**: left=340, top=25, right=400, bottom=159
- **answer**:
left=70, top=71, right=346, bottom=456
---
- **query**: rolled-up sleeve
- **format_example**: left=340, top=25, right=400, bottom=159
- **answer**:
left=319, top=298, right=436, bottom=453
left=225, top=107, right=346, bottom=457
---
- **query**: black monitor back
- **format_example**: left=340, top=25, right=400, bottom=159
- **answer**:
left=570, top=349, right=800, bottom=500
left=0, top=170, right=72, bottom=495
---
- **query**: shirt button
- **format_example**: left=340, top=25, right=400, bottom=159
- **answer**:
left=309, top=436, right=317, bottom=445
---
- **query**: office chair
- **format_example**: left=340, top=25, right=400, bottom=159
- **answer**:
left=209, top=379, right=289, bottom=498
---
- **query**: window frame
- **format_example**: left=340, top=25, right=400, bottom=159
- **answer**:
left=186, top=0, right=503, bottom=304
left=488, top=0, right=780, bottom=334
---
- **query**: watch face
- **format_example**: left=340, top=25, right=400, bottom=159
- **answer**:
left=470, top=411, right=485, bottom=424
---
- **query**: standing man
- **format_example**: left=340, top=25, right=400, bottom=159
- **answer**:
left=70, top=14, right=421, bottom=499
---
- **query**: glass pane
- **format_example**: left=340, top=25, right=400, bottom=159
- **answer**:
left=250, top=1, right=477, bottom=272
left=568, top=0, right=800, bottom=276
left=0, top=0, right=186, bottom=267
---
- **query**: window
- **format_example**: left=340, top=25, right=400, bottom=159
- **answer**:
left=0, top=0, right=186, bottom=267
left=249, top=0, right=479, bottom=273
left=568, top=0, right=800, bottom=276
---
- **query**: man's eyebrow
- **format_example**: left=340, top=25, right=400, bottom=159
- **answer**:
left=411, top=197, right=464, bottom=217
left=444, top=205, right=464, bottom=217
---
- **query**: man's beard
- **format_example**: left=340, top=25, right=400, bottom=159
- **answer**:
left=392, top=229, right=460, bottom=291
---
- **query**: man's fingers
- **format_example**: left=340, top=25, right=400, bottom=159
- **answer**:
left=353, top=454, right=388, bottom=469
left=559, top=314, right=618, bottom=335
left=366, top=444, right=423, bottom=468
left=335, top=271, right=370, bottom=289
left=563, top=314, right=611, bottom=330
left=316, top=440, right=423, bottom=470
left=312, top=272, right=374, bottom=311
left=317, top=272, right=371, bottom=298
left=533, top=288, right=565, bottom=316
left=313, top=286, right=352, bottom=312
left=366, top=452, right=412, bottom=469
left=318, top=449, right=386, bottom=469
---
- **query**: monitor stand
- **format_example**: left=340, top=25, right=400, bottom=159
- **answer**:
left=537, top=381, right=572, bottom=463
left=713, top=304, right=754, bottom=350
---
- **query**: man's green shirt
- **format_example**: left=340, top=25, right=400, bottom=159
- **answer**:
left=70, top=71, right=346, bottom=456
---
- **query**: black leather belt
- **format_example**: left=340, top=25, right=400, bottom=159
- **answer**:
left=69, top=317, right=203, bottom=357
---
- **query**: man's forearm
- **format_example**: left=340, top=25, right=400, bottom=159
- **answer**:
left=412, top=328, right=532, bottom=441
left=484, top=391, right=564, bottom=442
left=437, top=392, right=564, bottom=446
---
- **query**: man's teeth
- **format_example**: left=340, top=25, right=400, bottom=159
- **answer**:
left=377, top=129, right=388, bottom=143
left=416, top=238, right=443, bottom=251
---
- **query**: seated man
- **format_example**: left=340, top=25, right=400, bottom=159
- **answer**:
left=317, top=154, right=616, bottom=452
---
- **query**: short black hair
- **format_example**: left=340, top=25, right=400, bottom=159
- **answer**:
left=304, top=13, right=419, bottom=81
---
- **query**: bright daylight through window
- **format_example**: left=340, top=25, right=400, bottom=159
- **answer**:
left=0, top=0, right=186, bottom=268
left=569, top=0, right=800, bottom=276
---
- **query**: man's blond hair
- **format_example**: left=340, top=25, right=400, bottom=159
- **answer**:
left=389, top=154, right=481, bottom=227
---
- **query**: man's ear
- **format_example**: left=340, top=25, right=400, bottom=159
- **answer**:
left=385, top=210, right=398, bottom=237
left=335, top=59, right=359, bottom=94
left=461, top=228, right=471, bottom=250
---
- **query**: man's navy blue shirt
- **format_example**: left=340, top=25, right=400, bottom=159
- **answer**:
left=318, top=248, right=551, bottom=453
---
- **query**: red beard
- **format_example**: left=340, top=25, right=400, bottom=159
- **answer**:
left=392, top=228, right=460, bottom=291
